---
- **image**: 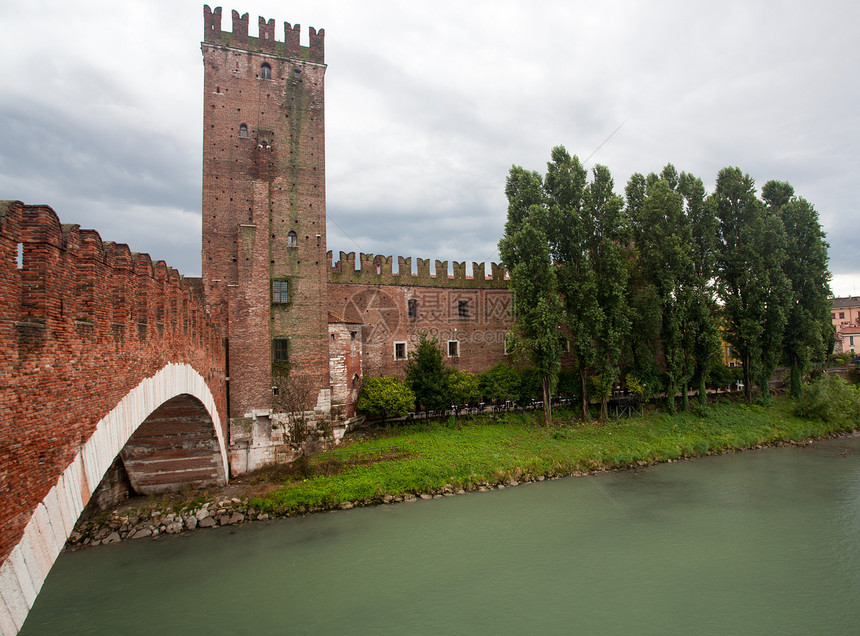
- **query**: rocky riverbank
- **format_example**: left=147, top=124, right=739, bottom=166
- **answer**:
left=66, top=474, right=567, bottom=550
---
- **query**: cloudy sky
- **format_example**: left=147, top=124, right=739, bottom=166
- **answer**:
left=2, top=0, right=859, bottom=295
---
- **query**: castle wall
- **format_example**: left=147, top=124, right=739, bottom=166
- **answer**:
left=0, top=201, right=225, bottom=564
left=328, top=320, right=363, bottom=418
left=201, top=6, right=329, bottom=421
left=328, top=278, right=515, bottom=380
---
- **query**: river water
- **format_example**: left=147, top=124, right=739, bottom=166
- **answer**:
left=21, top=435, right=860, bottom=635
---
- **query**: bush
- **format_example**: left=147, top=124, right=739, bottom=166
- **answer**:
left=479, top=362, right=521, bottom=403
left=796, top=373, right=860, bottom=423
left=447, top=369, right=481, bottom=407
left=357, top=376, right=415, bottom=420
left=405, top=333, right=450, bottom=412
left=517, top=367, right=543, bottom=404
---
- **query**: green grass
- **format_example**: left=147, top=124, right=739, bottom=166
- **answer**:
left=248, top=397, right=857, bottom=514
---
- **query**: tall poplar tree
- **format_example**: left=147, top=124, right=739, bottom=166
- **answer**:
left=712, top=167, right=790, bottom=402
left=544, top=147, right=600, bottom=420
left=762, top=181, right=832, bottom=397
left=586, top=164, right=631, bottom=420
left=680, top=171, right=721, bottom=407
left=499, top=167, right=564, bottom=425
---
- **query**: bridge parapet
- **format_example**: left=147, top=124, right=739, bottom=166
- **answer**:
left=0, top=201, right=227, bottom=567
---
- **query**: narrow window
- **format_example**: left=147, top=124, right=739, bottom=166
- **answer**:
left=458, top=300, right=468, bottom=318
left=394, top=341, right=407, bottom=360
left=331, top=333, right=335, bottom=342
left=832, top=312, right=836, bottom=319
left=239, top=123, right=248, bottom=138
left=851, top=336, right=855, bottom=346
left=840, top=312, right=845, bottom=319
left=408, top=299, right=417, bottom=319
left=504, top=332, right=514, bottom=355
left=352, top=373, right=359, bottom=388
left=272, top=279, right=290, bottom=304
left=15, top=243, right=23, bottom=269
left=350, top=331, right=356, bottom=341
left=273, top=338, right=289, bottom=363
left=447, top=340, right=459, bottom=357
left=261, top=63, right=272, bottom=80
left=287, top=230, right=297, bottom=247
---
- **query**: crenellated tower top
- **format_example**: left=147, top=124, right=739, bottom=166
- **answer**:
left=203, top=5, right=325, bottom=63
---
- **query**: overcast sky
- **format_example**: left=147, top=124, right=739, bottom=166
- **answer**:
left=2, top=0, right=859, bottom=295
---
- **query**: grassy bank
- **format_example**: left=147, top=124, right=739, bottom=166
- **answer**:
left=247, top=397, right=856, bottom=514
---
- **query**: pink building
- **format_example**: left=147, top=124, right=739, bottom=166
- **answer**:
left=831, top=297, right=860, bottom=330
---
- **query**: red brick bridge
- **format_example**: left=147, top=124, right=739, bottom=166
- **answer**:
left=0, top=202, right=228, bottom=633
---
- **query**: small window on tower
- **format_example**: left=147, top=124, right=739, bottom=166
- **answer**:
left=261, top=63, right=272, bottom=80
left=287, top=231, right=297, bottom=247
left=273, top=338, right=289, bottom=363
left=447, top=340, right=459, bottom=358
left=408, top=299, right=417, bottom=319
left=272, top=279, right=290, bottom=304
left=239, top=123, right=248, bottom=138
left=458, top=300, right=469, bottom=318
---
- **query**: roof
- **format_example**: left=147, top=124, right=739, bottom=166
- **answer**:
left=328, top=311, right=363, bottom=325
left=831, top=296, right=860, bottom=309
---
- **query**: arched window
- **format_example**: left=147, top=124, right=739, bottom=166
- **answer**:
left=287, top=231, right=297, bottom=247
left=238, top=123, right=248, bottom=138
left=260, top=63, right=272, bottom=80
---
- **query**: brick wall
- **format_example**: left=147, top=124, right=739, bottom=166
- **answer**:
left=328, top=281, right=515, bottom=380
left=0, top=201, right=226, bottom=563
left=201, top=6, right=329, bottom=420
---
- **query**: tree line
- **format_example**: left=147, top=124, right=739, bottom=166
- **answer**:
left=499, top=146, right=832, bottom=424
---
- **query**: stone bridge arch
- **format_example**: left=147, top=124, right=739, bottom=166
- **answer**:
left=0, top=364, right=227, bottom=634
left=1, top=202, right=228, bottom=634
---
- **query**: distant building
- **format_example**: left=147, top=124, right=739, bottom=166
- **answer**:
left=830, top=297, right=860, bottom=354
left=831, top=296, right=860, bottom=330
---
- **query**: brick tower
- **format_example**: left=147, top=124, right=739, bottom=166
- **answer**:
left=201, top=6, right=329, bottom=445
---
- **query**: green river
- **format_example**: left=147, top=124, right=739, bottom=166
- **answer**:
left=21, top=435, right=860, bottom=635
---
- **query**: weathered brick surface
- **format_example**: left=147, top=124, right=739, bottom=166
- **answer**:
left=0, top=201, right=226, bottom=563
left=328, top=316, right=363, bottom=418
left=201, top=6, right=328, bottom=419
left=328, top=281, right=515, bottom=379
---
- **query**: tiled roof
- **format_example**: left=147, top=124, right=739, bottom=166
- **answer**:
left=831, top=296, right=860, bottom=309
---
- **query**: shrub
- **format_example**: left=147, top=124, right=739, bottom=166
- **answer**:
left=357, top=376, right=415, bottom=420
left=405, top=333, right=450, bottom=412
left=796, top=373, right=860, bottom=423
left=447, top=369, right=481, bottom=407
left=479, top=362, right=521, bottom=403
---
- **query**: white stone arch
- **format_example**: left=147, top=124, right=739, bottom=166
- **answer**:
left=0, top=363, right=227, bottom=635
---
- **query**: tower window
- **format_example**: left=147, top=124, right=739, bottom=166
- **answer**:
left=261, top=63, right=272, bottom=80
left=273, top=338, right=289, bottom=363
left=447, top=340, right=459, bottom=357
left=394, top=341, right=407, bottom=360
left=408, top=299, right=417, bottom=319
left=272, top=279, right=290, bottom=304
left=239, top=123, right=248, bottom=138
left=287, top=231, right=297, bottom=247
left=458, top=300, right=469, bottom=318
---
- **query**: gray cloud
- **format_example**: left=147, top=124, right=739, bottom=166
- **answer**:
left=2, top=0, right=858, bottom=294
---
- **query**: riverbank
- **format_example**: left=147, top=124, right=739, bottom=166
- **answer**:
left=66, top=398, right=858, bottom=549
